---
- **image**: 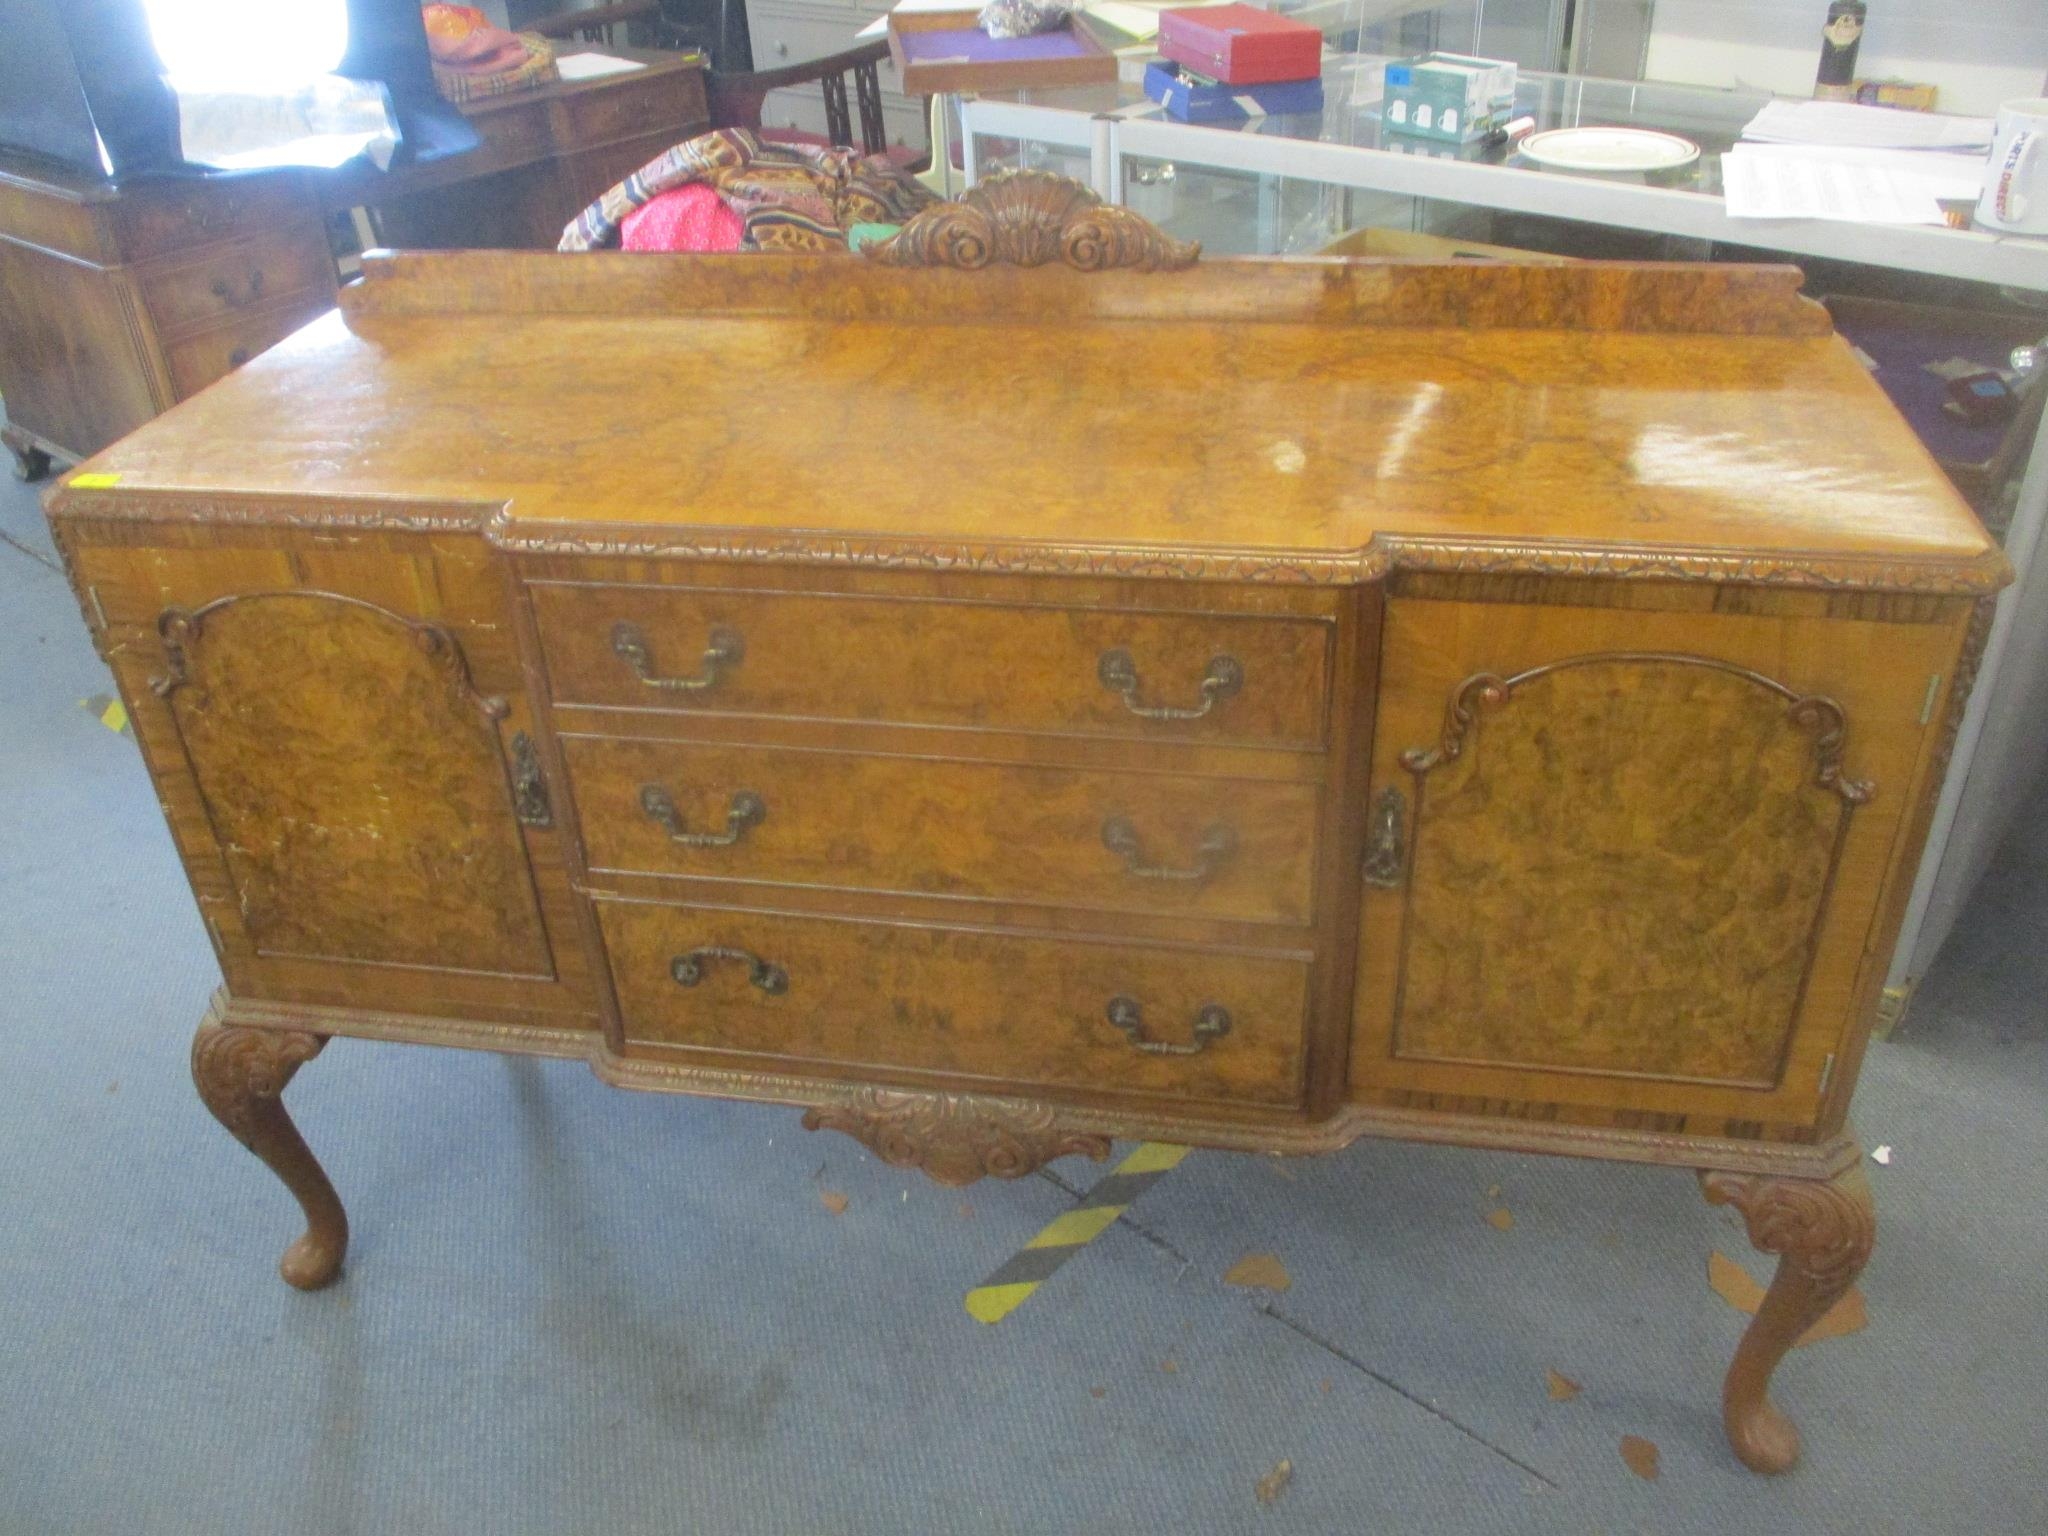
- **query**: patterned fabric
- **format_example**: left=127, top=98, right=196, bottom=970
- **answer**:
left=557, top=128, right=935, bottom=254
left=431, top=32, right=557, bottom=104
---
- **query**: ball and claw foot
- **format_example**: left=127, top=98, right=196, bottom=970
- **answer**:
left=1699, top=1161, right=1875, bottom=1474
left=191, top=1019, right=349, bottom=1290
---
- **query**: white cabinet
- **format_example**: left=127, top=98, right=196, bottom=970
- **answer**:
left=745, top=0, right=929, bottom=154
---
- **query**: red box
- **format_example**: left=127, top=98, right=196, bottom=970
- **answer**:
left=1158, top=4, right=1322, bottom=86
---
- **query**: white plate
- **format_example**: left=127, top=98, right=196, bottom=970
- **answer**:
left=1518, top=127, right=1701, bottom=173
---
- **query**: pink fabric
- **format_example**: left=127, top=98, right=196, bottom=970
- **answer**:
left=619, top=183, right=746, bottom=253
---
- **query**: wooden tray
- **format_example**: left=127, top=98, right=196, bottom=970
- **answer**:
left=887, top=8, right=1117, bottom=95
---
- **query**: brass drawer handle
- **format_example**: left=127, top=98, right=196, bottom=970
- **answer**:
left=1101, top=815, right=1235, bottom=881
left=1097, top=649, right=1243, bottom=721
left=612, top=620, right=744, bottom=692
left=1361, top=784, right=1407, bottom=889
left=640, top=785, right=765, bottom=847
left=1104, top=996, right=1231, bottom=1055
left=670, top=946, right=788, bottom=994
left=209, top=269, right=264, bottom=306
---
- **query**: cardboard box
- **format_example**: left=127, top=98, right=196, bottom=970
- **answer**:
left=1381, top=52, right=1516, bottom=143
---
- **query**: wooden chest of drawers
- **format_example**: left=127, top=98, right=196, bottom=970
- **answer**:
left=43, top=176, right=2008, bottom=1477
left=0, top=150, right=337, bottom=477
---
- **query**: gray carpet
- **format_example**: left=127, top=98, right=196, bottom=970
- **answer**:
left=4, top=458, right=2043, bottom=1535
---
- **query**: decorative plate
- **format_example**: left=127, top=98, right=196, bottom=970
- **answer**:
left=1517, top=127, right=1702, bottom=173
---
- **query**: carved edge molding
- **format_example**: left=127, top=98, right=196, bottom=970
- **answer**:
left=43, top=487, right=495, bottom=534
left=801, top=1088, right=1113, bottom=1186
left=498, top=525, right=2011, bottom=593
left=46, top=487, right=2009, bottom=596
left=208, top=988, right=1859, bottom=1181
left=1400, top=651, right=1877, bottom=805
left=863, top=170, right=1200, bottom=273
left=1388, top=537, right=2011, bottom=595
left=218, top=989, right=597, bottom=1058
left=149, top=590, right=510, bottom=731
left=1928, top=594, right=1998, bottom=787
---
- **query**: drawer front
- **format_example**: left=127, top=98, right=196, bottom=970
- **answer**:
left=599, top=898, right=1310, bottom=1105
left=560, top=68, right=709, bottom=147
left=163, top=297, right=332, bottom=401
left=532, top=583, right=1332, bottom=749
left=565, top=734, right=1319, bottom=923
left=111, top=172, right=311, bottom=262
left=140, top=225, right=334, bottom=339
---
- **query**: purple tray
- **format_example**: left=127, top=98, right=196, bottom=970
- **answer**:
left=896, top=26, right=1096, bottom=63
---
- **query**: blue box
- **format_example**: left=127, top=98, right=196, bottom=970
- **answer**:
left=1143, top=60, right=1324, bottom=123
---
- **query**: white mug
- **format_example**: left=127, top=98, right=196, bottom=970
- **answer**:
left=1977, top=97, right=2048, bottom=235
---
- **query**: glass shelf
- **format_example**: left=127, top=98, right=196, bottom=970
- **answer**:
left=961, top=58, right=2048, bottom=288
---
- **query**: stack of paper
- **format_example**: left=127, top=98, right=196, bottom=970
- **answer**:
left=1722, top=100, right=1992, bottom=225
left=1740, top=99, right=1995, bottom=151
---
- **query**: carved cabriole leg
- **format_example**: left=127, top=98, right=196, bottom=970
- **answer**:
left=1699, top=1162, right=1875, bottom=1474
left=191, top=1021, right=348, bottom=1290
left=801, top=1087, right=1112, bottom=1186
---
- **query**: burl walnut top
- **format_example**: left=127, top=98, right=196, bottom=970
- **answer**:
left=49, top=244, right=2003, bottom=593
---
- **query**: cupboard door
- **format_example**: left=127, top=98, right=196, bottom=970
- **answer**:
left=64, top=529, right=597, bottom=1028
left=151, top=590, right=554, bottom=978
left=1350, top=597, right=1960, bottom=1126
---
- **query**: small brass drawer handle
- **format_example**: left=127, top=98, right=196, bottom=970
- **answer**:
left=1104, top=995, right=1231, bottom=1056
left=1101, top=815, right=1235, bottom=881
left=670, top=946, right=788, bottom=995
left=640, top=785, right=765, bottom=847
left=612, top=620, right=744, bottom=692
left=1097, top=649, right=1243, bottom=721
left=1361, top=784, right=1407, bottom=889
left=209, top=270, right=264, bottom=305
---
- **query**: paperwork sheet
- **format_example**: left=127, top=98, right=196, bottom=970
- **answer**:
left=556, top=52, right=648, bottom=81
left=1722, top=142, right=1989, bottom=224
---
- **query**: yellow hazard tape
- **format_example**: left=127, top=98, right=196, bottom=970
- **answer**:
left=964, top=1142, right=1190, bottom=1325
left=69, top=472, right=122, bottom=489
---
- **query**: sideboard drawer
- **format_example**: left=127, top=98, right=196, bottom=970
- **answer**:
left=565, top=733, right=1320, bottom=925
left=597, top=898, right=1311, bottom=1106
left=530, top=583, right=1331, bottom=749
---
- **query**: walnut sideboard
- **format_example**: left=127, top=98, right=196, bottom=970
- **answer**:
left=42, top=175, right=2009, bottom=1476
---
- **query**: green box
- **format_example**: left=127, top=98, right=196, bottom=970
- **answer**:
left=1381, top=53, right=1517, bottom=143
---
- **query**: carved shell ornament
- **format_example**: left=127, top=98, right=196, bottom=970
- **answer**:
left=862, top=169, right=1201, bottom=273
left=802, top=1087, right=1111, bottom=1185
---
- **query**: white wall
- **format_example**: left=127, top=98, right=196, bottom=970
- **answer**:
left=1644, top=0, right=2048, bottom=115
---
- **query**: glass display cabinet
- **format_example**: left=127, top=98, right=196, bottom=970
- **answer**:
left=958, top=60, right=2048, bottom=283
